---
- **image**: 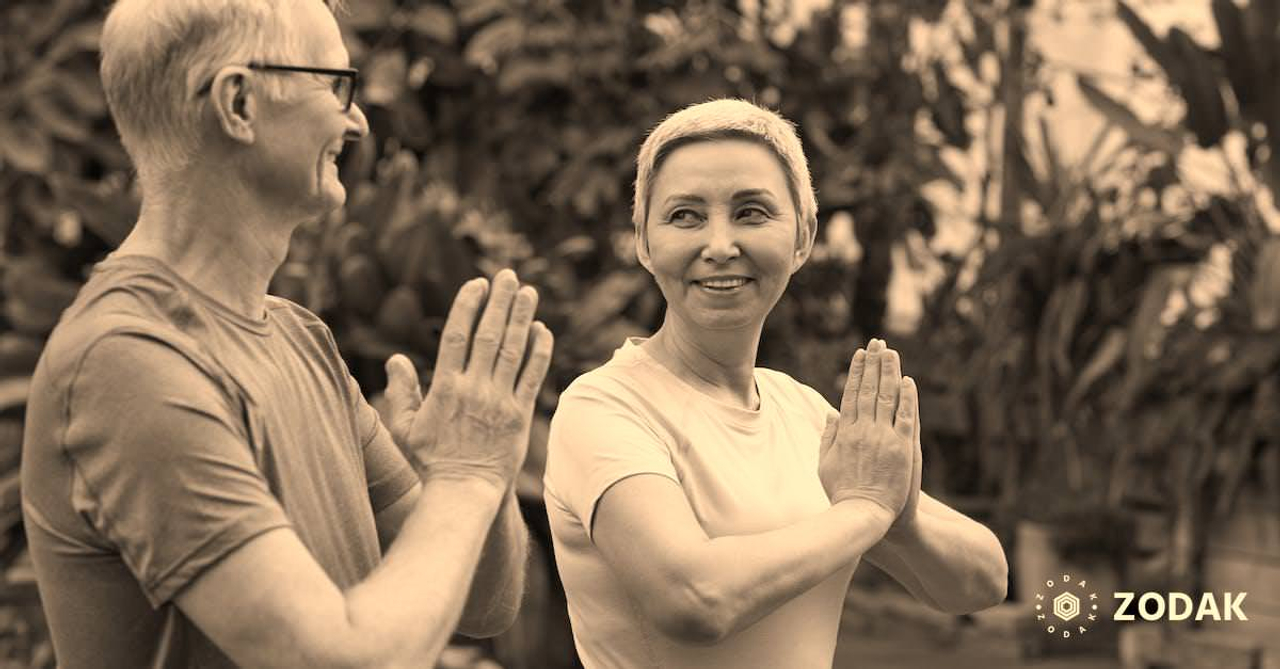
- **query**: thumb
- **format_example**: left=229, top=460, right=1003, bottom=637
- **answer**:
left=384, top=354, right=423, bottom=414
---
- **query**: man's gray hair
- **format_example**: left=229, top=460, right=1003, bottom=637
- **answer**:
left=100, top=0, right=344, bottom=189
left=632, top=98, right=818, bottom=236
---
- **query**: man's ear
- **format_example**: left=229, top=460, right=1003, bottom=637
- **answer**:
left=792, top=215, right=817, bottom=273
left=209, top=68, right=257, bottom=145
left=635, top=222, right=655, bottom=274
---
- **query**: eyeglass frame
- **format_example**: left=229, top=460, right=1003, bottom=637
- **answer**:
left=196, top=62, right=360, bottom=112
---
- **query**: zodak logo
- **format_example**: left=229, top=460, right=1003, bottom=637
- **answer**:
left=1033, top=572, right=1250, bottom=639
left=1113, top=591, right=1247, bottom=622
left=1034, top=573, right=1100, bottom=638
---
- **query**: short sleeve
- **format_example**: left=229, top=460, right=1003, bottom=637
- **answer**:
left=348, top=379, right=418, bottom=513
left=63, top=334, right=293, bottom=606
left=545, top=383, right=679, bottom=540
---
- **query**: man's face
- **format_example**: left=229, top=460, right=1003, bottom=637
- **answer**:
left=248, top=1, right=367, bottom=218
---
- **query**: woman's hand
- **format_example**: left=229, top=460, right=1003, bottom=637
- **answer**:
left=818, top=339, right=916, bottom=518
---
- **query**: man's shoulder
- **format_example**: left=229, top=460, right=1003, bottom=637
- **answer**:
left=39, top=259, right=223, bottom=391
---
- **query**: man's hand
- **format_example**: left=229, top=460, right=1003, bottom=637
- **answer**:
left=386, top=269, right=553, bottom=489
left=818, top=339, right=915, bottom=518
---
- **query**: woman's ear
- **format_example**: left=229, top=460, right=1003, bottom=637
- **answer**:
left=635, top=222, right=655, bottom=274
left=792, top=215, right=817, bottom=273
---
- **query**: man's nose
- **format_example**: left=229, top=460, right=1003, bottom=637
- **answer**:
left=700, top=213, right=741, bottom=263
left=344, top=102, right=370, bottom=141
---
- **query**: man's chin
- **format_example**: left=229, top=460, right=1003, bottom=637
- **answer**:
left=318, top=182, right=347, bottom=213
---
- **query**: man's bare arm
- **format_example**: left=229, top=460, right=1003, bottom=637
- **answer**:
left=178, top=478, right=504, bottom=668
left=179, top=271, right=553, bottom=668
left=374, top=483, right=528, bottom=638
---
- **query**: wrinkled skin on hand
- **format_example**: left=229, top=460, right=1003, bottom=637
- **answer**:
left=382, top=269, right=554, bottom=489
left=818, top=339, right=917, bottom=518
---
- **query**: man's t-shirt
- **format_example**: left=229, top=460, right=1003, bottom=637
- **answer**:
left=20, top=254, right=419, bottom=668
left=543, top=339, right=856, bottom=669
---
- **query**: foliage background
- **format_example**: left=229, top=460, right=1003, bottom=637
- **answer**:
left=1, top=0, right=1279, bottom=666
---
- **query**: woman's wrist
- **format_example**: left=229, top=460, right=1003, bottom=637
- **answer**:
left=831, top=498, right=895, bottom=542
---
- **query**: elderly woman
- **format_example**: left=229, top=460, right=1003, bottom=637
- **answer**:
left=543, top=99, right=1007, bottom=668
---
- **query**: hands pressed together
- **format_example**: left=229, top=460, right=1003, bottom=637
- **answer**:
left=818, top=338, right=923, bottom=534
left=382, top=269, right=553, bottom=490
left=376, top=267, right=923, bottom=530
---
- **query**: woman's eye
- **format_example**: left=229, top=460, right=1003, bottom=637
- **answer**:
left=668, top=210, right=701, bottom=226
left=738, top=206, right=771, bottom=223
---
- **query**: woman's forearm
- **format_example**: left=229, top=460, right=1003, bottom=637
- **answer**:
left=872, top=495, right=1008, bottom=614
left=671, top=499, right=893, bottom=643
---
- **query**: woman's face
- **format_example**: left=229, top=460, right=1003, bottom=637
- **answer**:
left=639, top=139, right=812, bottom=334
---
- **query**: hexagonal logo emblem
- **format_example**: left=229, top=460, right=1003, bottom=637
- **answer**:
left=1053, top=592, right=1081, bottom=621
left=1034, top=573, right=1100, bottom=639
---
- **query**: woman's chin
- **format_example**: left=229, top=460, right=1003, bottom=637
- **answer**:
left=680, top=309, right=764, bottom=334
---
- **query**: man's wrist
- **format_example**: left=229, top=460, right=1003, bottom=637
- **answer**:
left=419, top=467, right=511, bottom=501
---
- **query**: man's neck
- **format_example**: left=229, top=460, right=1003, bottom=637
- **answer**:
left=116, top=176, right=303, bottom=320
left=645, top=316, right=763, bottom=410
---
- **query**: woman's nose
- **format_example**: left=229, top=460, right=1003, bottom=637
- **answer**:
left=700, top=214, right=741, bottom=263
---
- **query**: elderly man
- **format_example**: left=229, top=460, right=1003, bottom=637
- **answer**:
left=19, top=0, right=552, bottom=667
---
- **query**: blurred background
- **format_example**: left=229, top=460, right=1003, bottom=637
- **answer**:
left=2, top=0, right=1279, bottom=667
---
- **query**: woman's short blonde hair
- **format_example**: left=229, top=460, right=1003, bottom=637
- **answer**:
left=632, top=99, right=818, bottom=238
left=100, top=0, right=344, bottom=189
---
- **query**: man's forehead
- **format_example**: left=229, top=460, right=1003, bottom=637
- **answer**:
left=285, top=0, right=349, bottom=64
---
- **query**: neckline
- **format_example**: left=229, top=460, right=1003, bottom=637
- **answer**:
left=100, top=253, right=273, bottom=336
left=623, top=337, right=767, bottom=428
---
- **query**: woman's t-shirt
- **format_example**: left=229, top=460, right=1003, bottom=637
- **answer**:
left=543, top=338, right=856, bottom=669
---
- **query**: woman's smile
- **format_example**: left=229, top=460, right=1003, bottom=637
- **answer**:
left=640, top=138, right=804, bottom=333
left=692, top=275, right=754, bottom=293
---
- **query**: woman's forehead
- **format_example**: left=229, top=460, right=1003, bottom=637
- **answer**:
left=653, top=139, right=791, bottom=194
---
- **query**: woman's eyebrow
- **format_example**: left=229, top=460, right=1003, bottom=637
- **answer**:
left=732, top=188, right=778, bottom=200
left=662, top=194, right=707, bottom=206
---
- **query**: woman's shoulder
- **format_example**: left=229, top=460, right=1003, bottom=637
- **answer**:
left=563, top=340, right=673, bottom=398
left=756, top=367, right=836, bottom=417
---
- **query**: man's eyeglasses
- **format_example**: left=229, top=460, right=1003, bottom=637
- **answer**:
left=196, top=62, right=360, bottom=112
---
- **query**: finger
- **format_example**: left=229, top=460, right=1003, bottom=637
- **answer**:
left=913, top=380, right=923, bottom=485
left=839, top=349, right=866, bottom=423
left=913, top=381, right=922, bottom=452
left=494, top=285, right=539, bottom=389
left=435, top=278, right=488, bottom=375
left=467, top=268, right=520, bottom=376
left=894, top=376, right=917, bottom=442
left=818, top=411, right=839, bottom=458
left=515, top=321, right=554, bottom=407
left=875, top=348, right=903, bottom=424
left=384, top=353, right=423, bottom=411
left=857, top=338, right=884, bottom=422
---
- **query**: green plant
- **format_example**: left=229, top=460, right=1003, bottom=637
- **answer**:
left=903, top=0, right=1280, bottom=598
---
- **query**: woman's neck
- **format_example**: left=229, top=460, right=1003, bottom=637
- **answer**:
left=643, top=315, right=762, bottom=410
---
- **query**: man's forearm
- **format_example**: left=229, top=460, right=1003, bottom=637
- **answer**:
left=342, top=476, right=506, bottom=667
left=874, top=495, right=1008, bottom=614
left=456, top=491, right=528, bottom=638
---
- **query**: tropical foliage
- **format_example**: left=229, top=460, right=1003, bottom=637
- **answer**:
left=1, top=0, right=1279, bottom=666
